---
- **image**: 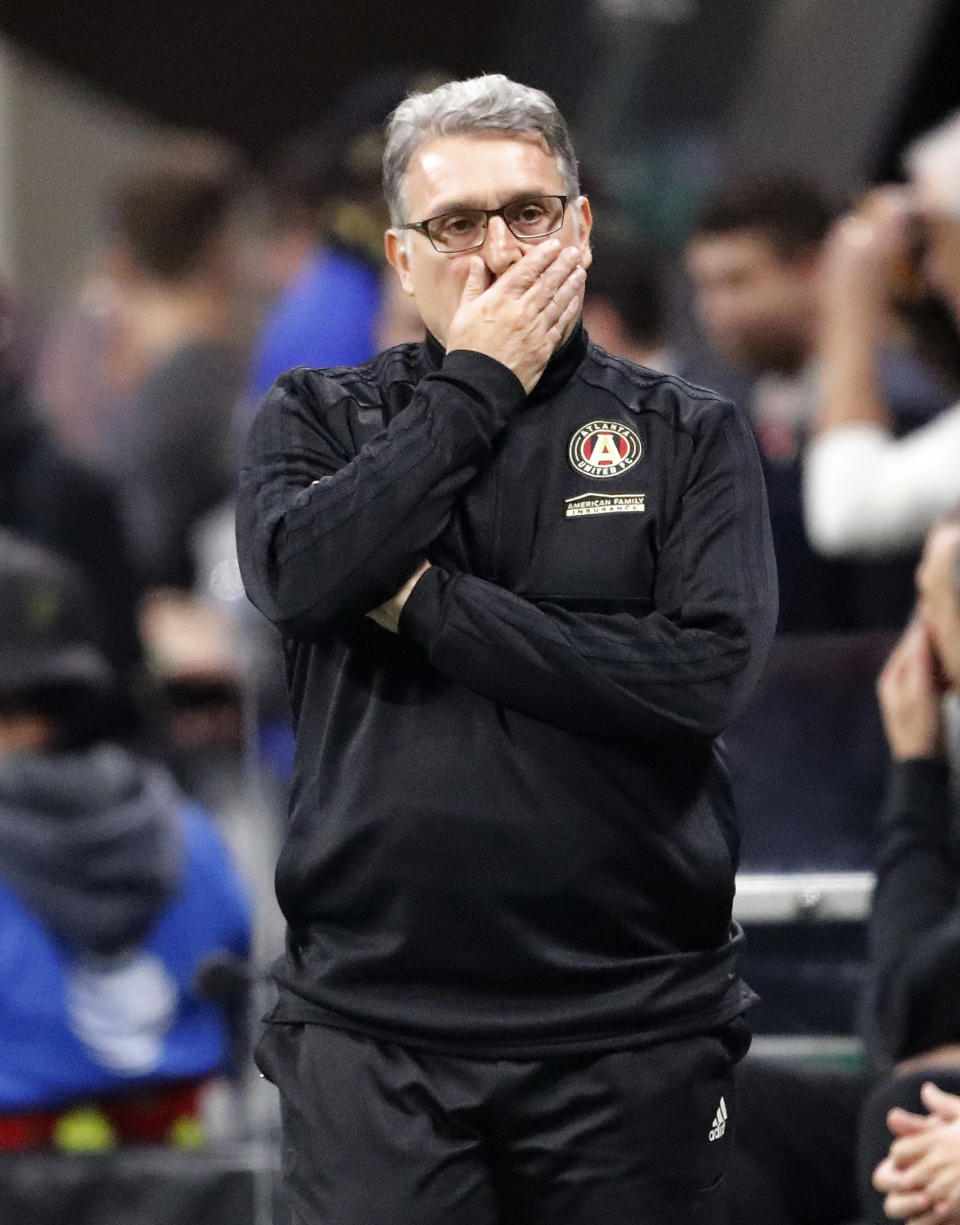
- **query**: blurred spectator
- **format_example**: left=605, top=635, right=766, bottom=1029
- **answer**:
left=684, top=174, right=947, bottom=633
left=0, top=530, right=251, bottom=1149
left=37, top=132, right=250, bottom=591
left=730, top=512, right=960, bottom=1225
left=581, top=219, right=676, bottom=372
left=806, top=110, right=960, bottom=558
left=685, top=175, right=831, bottom=383
left=0, top=283, right=142, bottom=677
left=242, top=68, right=445, bottom=414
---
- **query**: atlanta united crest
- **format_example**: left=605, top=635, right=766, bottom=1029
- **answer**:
left=568, top=420, right=643, bottom=479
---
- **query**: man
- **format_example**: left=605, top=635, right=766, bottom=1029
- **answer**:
left=37, top=132, right=248, bottom=591
left=580, top=220, right=676, bottom=372
left=729, top=513, right=960, bottom=1225
left=237, top=73, right=777, bottom=1225
left=684, top=176, right=832, bottom=388
left=805, top=110, right=960, bottom=560
left=684, top=174, right=949, bottom=634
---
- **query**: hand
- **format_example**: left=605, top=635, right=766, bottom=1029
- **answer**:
left=877, top=619, right=946, bottom=760
left=812, top=188, right=914, bottom=435
left=366, top=561, right=431, bottom=634
left=445, top=239, right=586, bottom=394
left=820, top=187, right=915, bottom=323
left=874, top=1085, right=960, bottom=1223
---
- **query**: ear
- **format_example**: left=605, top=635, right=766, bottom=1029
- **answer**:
left=385, top=229, right=416, bottom=296
left=573, top=196, right=594, bottom=270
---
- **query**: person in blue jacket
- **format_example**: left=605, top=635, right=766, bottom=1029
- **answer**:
left=0, top=529, right=251, bottom=1147
left=242, top=69, right=447, bottom=410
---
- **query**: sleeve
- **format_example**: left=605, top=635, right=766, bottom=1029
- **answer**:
left=803, top=406, right=960, bottom=558
left=867, top=759, right=960, bottom=1062
left=235, top=350, right=525, bottom=636
left=399, top=398, right=778, bottom=740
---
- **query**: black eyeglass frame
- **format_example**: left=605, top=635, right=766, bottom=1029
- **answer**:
left=396, top=195, right=570, bottom=253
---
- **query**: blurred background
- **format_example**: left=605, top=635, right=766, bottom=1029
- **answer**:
left=2, top=0, right=959, bottom=324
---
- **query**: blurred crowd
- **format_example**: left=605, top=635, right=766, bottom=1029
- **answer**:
left=4, top=58, right=960, bottom=1224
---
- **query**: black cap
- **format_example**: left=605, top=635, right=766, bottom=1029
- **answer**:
left=0, top=530, right=115, bottom=698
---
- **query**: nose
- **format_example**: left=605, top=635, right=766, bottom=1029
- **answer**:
left=480, top=214, right=525, bottom=276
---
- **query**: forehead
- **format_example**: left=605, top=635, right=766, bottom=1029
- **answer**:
left=403, top=134, right=564, bottom=216
left=686, top=230, right=790, bottom=278
left=686, top=233, right=798, bottom=288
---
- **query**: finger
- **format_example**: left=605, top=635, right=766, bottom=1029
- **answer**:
left=923, top=1085, right=960, bottom=1122
left=906, top=1205, right=950, bottom=1225
left=906, top=1211, right=950, bottom=1225
left=926, top=1168, right=960, bottom=1204
left=906, top=1152, right=944, bottom=1190
left=524, top=245, right=583, bottom=305
left=878, top=1154, right=931, bottom=1190
left=496, top=239, right=564, bottom=295
left=890, top=1108, right=942, bottom=1138
left=459, top=256, right=491, bottom=303
left=885, top=1188, right=932, bottom=1218
left=876, top=1157, right=901, bottom=1191
left=892, top=1134, right=936, bottom=1164
left=537, top=263, right=586, bottom=329
left=549, top=273, right=586, bottom=339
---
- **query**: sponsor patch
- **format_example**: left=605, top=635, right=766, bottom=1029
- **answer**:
left=568, top=420, right=643, bottom=479
left=564, top=493, right=646, bottom=518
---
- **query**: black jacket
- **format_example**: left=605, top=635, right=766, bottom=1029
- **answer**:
left=865, top=758, right=960, bottom=1070
left=236, top=326, right=778, bottom=1056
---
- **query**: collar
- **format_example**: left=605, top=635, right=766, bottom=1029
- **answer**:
left=424, top=321, right=588, bottom=403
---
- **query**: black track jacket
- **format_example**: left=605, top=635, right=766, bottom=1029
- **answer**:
left=236, top=325, right=778, bottom=1057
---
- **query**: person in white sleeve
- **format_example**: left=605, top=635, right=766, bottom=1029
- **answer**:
left=805, top=110, right=960, bottom=559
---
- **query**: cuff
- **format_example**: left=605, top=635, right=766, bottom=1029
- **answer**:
left=881, top=758, right=952, bottom=834
left=437, top=349, right=525, bottom=425
left=399, top=564, right=450, bottom=647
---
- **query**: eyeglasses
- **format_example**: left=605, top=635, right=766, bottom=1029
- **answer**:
left=397, top=195, right=569, bottom=253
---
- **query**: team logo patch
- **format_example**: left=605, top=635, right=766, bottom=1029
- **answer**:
left=568, top=420, right=643, bottom=479
left=564, top=493, right=646, bottom=518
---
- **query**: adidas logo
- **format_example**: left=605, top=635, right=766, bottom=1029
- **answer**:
left=708, top=1096, right=728, bottom=1142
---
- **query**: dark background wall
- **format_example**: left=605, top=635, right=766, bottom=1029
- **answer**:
left=3, top=0, right=960, bottom=320
left=0, top=0, right=504, bottom=160
left=4, top=0, right=960, bottom=180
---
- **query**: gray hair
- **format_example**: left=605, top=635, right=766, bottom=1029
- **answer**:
left=382, top=74, right=580, bottom=225
left=905, top=110, right=960, bottom=218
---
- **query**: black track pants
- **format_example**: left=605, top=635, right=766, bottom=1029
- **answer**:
left=256, top=1018, right=749, bottom=1225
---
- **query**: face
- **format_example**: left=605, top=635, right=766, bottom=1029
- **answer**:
left=684, top=230, right=819, bottom=374
left=915, top=522, right=960, bottom=690
left=385, top=134, right=592, bottom=347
